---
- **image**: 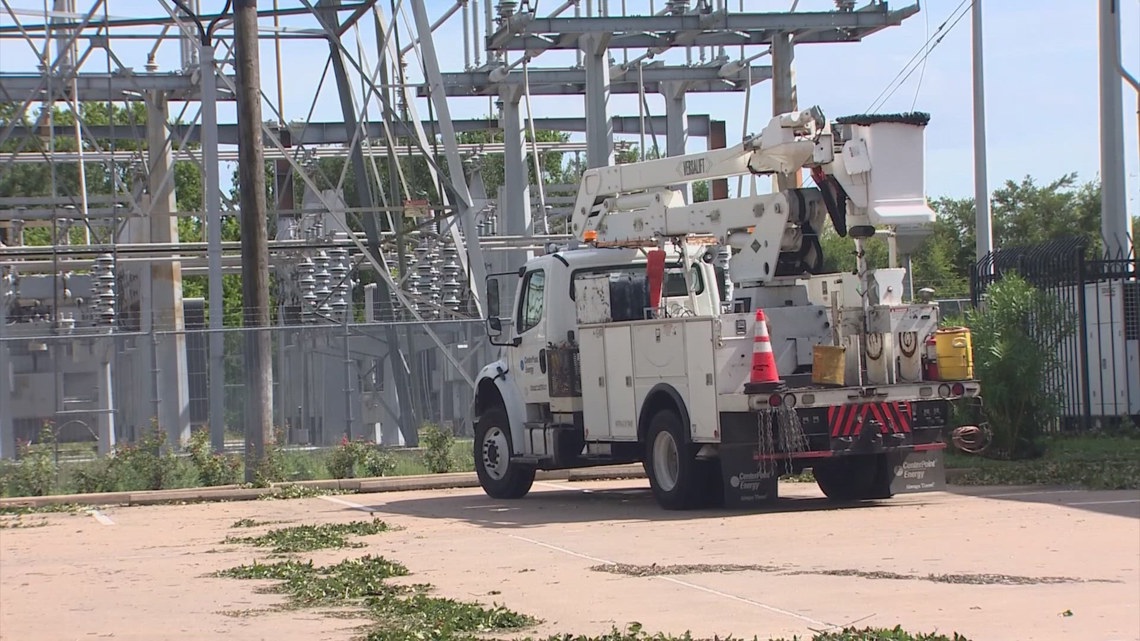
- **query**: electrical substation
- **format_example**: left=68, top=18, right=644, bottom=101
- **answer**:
left=0, top=1, right=1134, bottom=460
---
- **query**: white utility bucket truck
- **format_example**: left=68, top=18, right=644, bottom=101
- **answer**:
left=474, top=107, right=981, bottom=510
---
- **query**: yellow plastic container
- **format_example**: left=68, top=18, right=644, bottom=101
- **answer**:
left=934, top=327, right=974, bottom=380
left=812, top=344, right=846, bottom=387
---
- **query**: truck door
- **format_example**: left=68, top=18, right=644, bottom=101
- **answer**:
left=513, top=267, right=550, bottom=404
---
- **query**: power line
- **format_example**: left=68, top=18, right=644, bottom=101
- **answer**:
left=911, top=0, right=931, bottom=110
left=865, top=0, right=972, bottom=114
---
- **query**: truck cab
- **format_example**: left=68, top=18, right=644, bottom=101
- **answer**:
left=474, top=245, right=720, bottom=499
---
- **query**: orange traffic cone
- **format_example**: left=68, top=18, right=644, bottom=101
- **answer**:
left=743, top=308, right=785, bottom=394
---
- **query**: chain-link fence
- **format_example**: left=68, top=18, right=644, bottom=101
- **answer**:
left=0, top=319, right=494, bottom=458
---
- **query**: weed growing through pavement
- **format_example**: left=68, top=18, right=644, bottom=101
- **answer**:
left=214, top=555, right=534, bottom=639
left=223, top=519, right=391, bottom=553
left=0, top=516, right=50, bottom=528
left=0, top=503, right=87, bottom=516
left=229, top=518, right=288, bottom=529
left=590, top=562, right=1103, bottom=586
left=214, top=527, right=976, bottom=641
left=543, top=624, right=973, bottom=641
left=255, top=483, right=349, bottom=500
left=231, top=518, right=268, bottom=528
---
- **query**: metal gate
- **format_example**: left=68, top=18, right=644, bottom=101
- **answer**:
left=971, top=237, right=1139, bottom=431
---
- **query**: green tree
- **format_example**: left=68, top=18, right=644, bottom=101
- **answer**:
left=879, top=173, right=1116, bottom=299
left=455, top=126, right=570, bottom=193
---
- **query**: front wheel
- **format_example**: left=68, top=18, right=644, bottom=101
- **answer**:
left=474, top=406, right=535, bottom=499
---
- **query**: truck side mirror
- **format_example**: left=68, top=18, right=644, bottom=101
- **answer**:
left=487, top=280, right=500, bottom=317
left=486, top=316, right=503, bottom=336
left=486, top=316, right=521, bottom=347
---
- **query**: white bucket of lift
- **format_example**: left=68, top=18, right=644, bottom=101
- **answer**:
left=835, top=117, right=937, bottom=230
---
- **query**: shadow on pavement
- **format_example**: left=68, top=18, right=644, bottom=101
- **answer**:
left=945, top=485, right=1140, bottom=519
left=352, top=482, right=928, bottom=529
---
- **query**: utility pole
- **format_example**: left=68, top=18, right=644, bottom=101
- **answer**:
left=1098, top=0, right=1128, bottom=256
left=972, top=0, right=992, bottom=262
left=234, top=0, right=273, bottom=480
left=201, top=40, right=226, bottom=454
left=772, top=32, right=801, bottom=191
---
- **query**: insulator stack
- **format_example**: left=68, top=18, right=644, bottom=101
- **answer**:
left=57, top=217, right=73, bottom=246
left=91, top=253, right=116, bottom=326
left=428, top=243, right=443, bottom=319
left=497, top=1, right=517, bottom=19
left=313, top=250, right=332, bottom=318
left=10, top=219, right=24, bottom=246
left=400, top=238, right=419, bottom=319
left=298, top=257, right=317, bottom=323
left=328, top=247, right=350, bottom=321
left=441, top=244, right=462, bottom=312
left=414, top=245, right=434, bottom=316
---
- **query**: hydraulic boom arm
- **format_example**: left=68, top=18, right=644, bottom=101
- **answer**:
left=567, top=106, right=938, bottom=285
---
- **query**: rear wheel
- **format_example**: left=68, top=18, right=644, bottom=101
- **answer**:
left=474, top=406, right=535, bottom=499
left=644, top=409, right=704, bottom=510
left=812, top=454, right=892, bottom=501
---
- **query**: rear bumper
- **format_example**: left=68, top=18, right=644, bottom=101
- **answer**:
left=719, top=397, right=959, bottom=461
left=738, top=439, right=946, bottom=463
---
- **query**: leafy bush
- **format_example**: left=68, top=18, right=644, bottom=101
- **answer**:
left=419, top=423, right=455, bottom=474
left=186, top=427, right=241, bottom=487
left=327, top=436, right=396, bottom=479
left=107, top=422, right=189, bottom=490
left=965, top=274, right=1074, bottom=459
left=0, top=424, right=58, bottom=497
left=252, top=427, right=288, bottom=487
left=67, top=422, right=196, bottom=493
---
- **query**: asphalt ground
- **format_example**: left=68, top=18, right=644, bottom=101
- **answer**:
left=1, top=479, right=1137, bottom=641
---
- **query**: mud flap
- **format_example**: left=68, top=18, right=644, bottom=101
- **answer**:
left=888, top=448, right=946, bottom=494
left=718, top=444, right=778, bottom=508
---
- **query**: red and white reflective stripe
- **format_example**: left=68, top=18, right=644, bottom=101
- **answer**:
left=827, top=401, right=914, bottom=437
left=753, top=310, right=773, bottom=350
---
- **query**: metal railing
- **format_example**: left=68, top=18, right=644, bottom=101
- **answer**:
left=971, top=236, right=1139, bottom=431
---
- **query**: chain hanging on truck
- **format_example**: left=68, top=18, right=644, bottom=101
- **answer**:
left=756, top=406, right=809, bottom=480
left=756, top=409, right=777, bottom=479
left=777, top=405, right=808, bottom=456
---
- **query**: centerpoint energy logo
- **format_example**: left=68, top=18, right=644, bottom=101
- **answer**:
left=895, top=457, right=937, bottom=480
left=730, top=470, right=766, bottom=492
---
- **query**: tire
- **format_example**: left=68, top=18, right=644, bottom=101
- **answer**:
left=474, top=406, right=535, bottom=500
left=643, top=408, right=703, bottom=510
left=812, top=454, right=892, bottom=501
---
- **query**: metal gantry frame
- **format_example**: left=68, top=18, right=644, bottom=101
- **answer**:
left=0, top=0, right=929, bottom=457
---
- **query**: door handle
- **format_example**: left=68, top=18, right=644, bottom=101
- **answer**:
left=539, top=348, right=547, bottom=374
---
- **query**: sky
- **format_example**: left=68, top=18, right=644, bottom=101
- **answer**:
left=1, top=0, right=1138, bottom=220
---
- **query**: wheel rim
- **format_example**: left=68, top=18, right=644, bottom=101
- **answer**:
left=652, top=429, right=680, bottom=492
left=481, top=426, right=510, bottom=481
